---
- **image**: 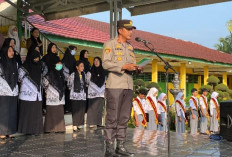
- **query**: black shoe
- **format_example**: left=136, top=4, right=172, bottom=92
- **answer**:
left=115, top=141, right=135, bottom=157
left=105, top=141, right=120, bottom=157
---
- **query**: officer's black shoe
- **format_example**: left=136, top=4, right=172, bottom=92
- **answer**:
left=105, top=141, right=120, bottom=157
left=115, top=141, right=135, bottom=157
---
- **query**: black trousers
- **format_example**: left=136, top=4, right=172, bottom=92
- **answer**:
left=104, top=89, right=133, bottom=141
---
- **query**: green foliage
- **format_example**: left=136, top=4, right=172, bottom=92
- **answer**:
left=134, top=79, right=145, bottom=87
left=145, top=81, right=162, bottom=91
left=215, top=20, right=232, bottom=54
left=207, top=75, right=220, bottom=88
left=199, top=85, right=213, bottom=94
left=184, top=97, right=191, bottom=108
left=215, top=83, right=229, bottom=92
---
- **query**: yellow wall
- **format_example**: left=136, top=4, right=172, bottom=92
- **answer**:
left=152, top=59, right=158, bottom=82
left=180, top=63, right=186, bottom=96
left=204, top=66, right=209, bottom=85
left=223, top=72, right=227, bottom=86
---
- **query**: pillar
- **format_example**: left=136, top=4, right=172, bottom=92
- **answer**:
left=198, top=75, right=201, bottom=88
left=180, top=63, right=186, bottom=95
left=204, top=66, right=209, bottom=85
left=229, top=76, right=232, bottom=89
left=152, top=59, right=158, bottom=83
left=223, top=72, right=227, bottom=86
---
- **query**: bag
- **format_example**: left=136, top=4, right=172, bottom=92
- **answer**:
left=209, top=134, right=223, bottom=141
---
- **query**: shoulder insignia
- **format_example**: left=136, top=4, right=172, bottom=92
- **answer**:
left=105, top=47, right=111, bottom=54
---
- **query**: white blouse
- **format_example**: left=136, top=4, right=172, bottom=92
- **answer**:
left=86, top=72, right=105, bottom=99
left=133, top=97, right=147, bottom=115
left=18, top=67, right=43, bottom=101
left=175, top=100, right=186, bottom=118
left=210, top=98, right=219, bottom=116
left=0, top=64, right=18, bottom=96
left=67, top=72, right=86, bottom=101
left=189, top=96, right=198, bottom=110
left=145, top=98, right=160, bottom=114
left=199, top=95, right=208, bottom=109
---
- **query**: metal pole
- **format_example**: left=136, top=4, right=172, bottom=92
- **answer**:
left=113, top=0, right=118, bottom=38
left=110, top=0, right=113, bottom=39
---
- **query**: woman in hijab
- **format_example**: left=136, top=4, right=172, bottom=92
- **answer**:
left=68, top=60, right=87, bottom=131
left=8, top=25, right=20, bottom=53
left=86, top=57, right=106, bottom=128
left=0, top=46, right=18, bottom=139
left=145, top=88, right=161, bottom=130
left=26, top=27, right=43, bottom=56
left=210, top=92, right=219, bottom=133
left=1, top=38, right=22, bottom=66
left=42, top=43, right=67, bottom=133
left=18, top=50, right=44, bottom=135
left=79, top=49, right=91, bottom=73
left=157, top=93, right=167, bottom=132
left=175, top=92, right=186, bottom=133
left=62, top=45, right=77, bottom=113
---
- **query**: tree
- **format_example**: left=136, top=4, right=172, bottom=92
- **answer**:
left=207, top=75, right=220, bottom=89
left=215, top=20, right=232, bottom=54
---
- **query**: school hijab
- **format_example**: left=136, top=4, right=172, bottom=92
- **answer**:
left=79, top=49, right=91, bottom=73
left=23, top=50, right=41, bottom=91
left=211, top=92, right=219, bottom=104
left=62, top=45, right=77, bottom=74
left=158, top=93, right=167, bottom=105
left=8, top=25, right=20, bottom=53
left=147, top=87, right=158, bottom=103
left=90, top=57, right=105, bottom=88
left=175, top=92, right=185, bottom=105
left=0, top=46, right=18, bottom=90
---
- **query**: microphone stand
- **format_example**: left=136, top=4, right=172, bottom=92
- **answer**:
left=142, top=41, right=177, bottom=157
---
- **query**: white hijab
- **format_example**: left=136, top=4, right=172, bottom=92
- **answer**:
left=175, top=92, right=185, bottom=106
left=147, top=87, right=158, bottom=103
left=211, top=91, right=219, bottom=104
left=158, top=93, right=166, bottom=105
left=8, top=25, right=20, bottom=53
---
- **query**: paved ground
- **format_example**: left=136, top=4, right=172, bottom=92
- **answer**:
left=0, top=128, right=232, bottom=157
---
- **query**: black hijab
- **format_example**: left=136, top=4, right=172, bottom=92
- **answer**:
left=62, top=45, right=77, bottom=74
left=23, top=50, right=41, bottom=91
left=79, top=49, right=91, bottom=73
left=74, top=60, right=86, bottom=93
left=90, top=57, right=105, bottom=88
left=42, top=43, right=65, bottom=100
left=1, top=38, right=22, bottom=66
left=0, top=46, right=18, bottom=90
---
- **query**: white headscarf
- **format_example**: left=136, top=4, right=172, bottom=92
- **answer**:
left=158, top=93, right=166, bottom=104
left=8, top=25, right=20, bottom=53
left=175, top=92, right=185, bottom=105
left=211, top=91, right=219, bottom=104
left=147, top=87, right=158, bottom=102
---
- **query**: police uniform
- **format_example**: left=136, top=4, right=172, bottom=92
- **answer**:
left=102, top=20, right=136, bottom=157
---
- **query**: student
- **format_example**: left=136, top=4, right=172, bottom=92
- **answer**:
left=0, top=46, right=18, bottom=139
left=210, top=92, right=220, bottom=134
left=175, top=92, right=186, bottom=134
left=68, top=60, right=87, bottom=131
left=157, top=93, right=167, bottom=132
left=189, top=88, right=199, bottom=135
left=42, top=43, right=66, bottom=133
left=133, top=88, right=147, bottom=129
left=18, top=50, right=44, bottom=135
left=26, top=27, right=43, bottom=56
left=62, top=45, right=77, bottom=113
left=145, top=88, right=160, bottom=130
left=8, top=25, right=20, bottom=53
left=86, top=57, right=106, bottom=128
left=79, top=49, right=91, bottom=74
left=199, top=88, right=209, bottom=134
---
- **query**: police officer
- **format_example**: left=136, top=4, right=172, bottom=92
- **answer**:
left=102, top=20, right=140, bottom=157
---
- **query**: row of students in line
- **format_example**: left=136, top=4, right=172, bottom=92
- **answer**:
left=133, top=88, right=168, bottom=131
left=176, top=89, right=219, bottom=135
left=0, top=42, right=106, bottom=139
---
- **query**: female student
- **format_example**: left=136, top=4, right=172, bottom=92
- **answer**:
left=210, top=92, right=220, bottom=133
left=86, top=57, right=106, bottom=128
left=42, top=43, right=67, bottom=133
left=0, top=46, right=18, bottom=139
left=175, top=92, right=186, bottom=133
left=157, top=93, right=167, bottom=132
left=68, top=60, right=87, bottom=131
left=18, top=50, right=44, bottom=135
left=26, top=27, right=43, bottom=56
left=145, top=88, right=160, bottom=130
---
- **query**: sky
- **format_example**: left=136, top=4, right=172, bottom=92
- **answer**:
left=83, top=1, right=232, bottom=49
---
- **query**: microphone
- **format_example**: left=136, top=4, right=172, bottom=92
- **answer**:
left=135, top=37, right=150, bottom=44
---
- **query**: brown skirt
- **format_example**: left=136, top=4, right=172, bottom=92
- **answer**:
left=44, top=105, right=65, bottom=133
left=18, top=100, right=43, bottom=135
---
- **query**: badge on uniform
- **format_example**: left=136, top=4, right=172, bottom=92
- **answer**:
left=105, top=47, right=111, bottom=54
left=117, top=57, right=122, bottom=61
left=128, top=46, right=133, bottom=50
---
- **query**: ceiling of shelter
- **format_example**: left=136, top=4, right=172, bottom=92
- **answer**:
left=22, top=0, right=232, bottom=20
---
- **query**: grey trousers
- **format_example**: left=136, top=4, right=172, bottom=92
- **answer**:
left=190, top=110, right=198, bottom=135
left=200, top=108, right=208, bottom=133
left=104, top=88, right=133, bottom=141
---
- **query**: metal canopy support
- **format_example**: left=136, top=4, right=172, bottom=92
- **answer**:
left=110, top=0, right=122, bottom=39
